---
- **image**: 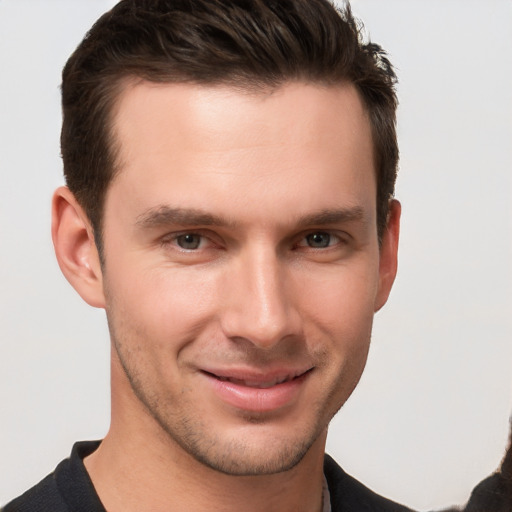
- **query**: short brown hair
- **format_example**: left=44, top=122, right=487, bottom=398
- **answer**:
left=61, top=0, right=398, bottom=251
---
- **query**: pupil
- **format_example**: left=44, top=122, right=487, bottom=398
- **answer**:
left=308, top=232, right=330, bottom=248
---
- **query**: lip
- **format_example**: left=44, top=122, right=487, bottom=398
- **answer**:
left=201, top=367, right=313, bottom=413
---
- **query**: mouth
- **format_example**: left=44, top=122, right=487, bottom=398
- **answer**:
left=202, top=368, right=312, bottom=388
left=200, top=367, right=314, bottom=412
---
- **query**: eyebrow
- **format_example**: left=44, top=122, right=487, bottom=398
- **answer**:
left=135, top=205, right=366, bottom=229
left=295, top=207, right=366, bottom=227
left=136, top=206, right=235, bottom=228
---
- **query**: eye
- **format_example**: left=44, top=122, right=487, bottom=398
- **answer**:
left=175, top=233, right=203, bottom=250
left=158, top=229, right=225, bottom=264
left=303, top=231, right=337, bottom=248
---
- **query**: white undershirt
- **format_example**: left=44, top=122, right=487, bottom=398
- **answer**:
left=323, top=475, right=332, bottom=512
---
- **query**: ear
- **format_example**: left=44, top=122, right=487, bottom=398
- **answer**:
left=374, top=199, right=401, bottom=312
left=52, top=186, right=106, bottom=308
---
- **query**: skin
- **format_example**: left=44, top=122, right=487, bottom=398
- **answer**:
left=52, top=81, right=400, bottom=512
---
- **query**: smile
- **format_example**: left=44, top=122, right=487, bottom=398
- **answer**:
left=201, top=368, right=313, bottom=412
left=216, top=375, right=293, bottom=388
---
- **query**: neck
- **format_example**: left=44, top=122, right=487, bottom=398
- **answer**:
left=84, top=356, right=327, bottom=512
left=85, top=432, right=326, bottom=512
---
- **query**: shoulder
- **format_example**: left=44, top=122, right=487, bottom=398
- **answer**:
left=2, top=473, right=67, bottom=512
left=2, top=441, right=102, bottom=512
left=324, top=454, right=416, bottom=512
left=462, top=472, right=512, bottom=512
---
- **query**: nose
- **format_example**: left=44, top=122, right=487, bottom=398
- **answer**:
left=220, top=247, right=302, bottom=349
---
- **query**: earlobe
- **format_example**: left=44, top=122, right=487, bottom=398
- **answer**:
left=374, top=199, right=401, bottom=312
left=52, top=186, right=106, bottom=308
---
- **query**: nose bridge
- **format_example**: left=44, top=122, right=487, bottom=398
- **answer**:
left=221, top=244, right=299, bottom=348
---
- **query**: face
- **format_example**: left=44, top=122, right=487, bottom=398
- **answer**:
left=100, top=81, right=398, bottom=475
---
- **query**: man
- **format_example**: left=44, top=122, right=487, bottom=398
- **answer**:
left=3, top=0, right=409, bottom=510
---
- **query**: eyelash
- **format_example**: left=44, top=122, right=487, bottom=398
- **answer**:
left=160, top=230, right=347, bottom=253
left=295, top=231, right=344, bottom=250
left=161, top=231, right=217, bottom=252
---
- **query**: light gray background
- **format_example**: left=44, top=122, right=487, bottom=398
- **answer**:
left=1, top=1, right=511, bottom=510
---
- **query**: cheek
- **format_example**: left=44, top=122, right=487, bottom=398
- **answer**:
left=297, top=263, right=377, bottom=394
left=105, top=261, right=221, bottom=349
left=297, top=262, right=379, bottom=336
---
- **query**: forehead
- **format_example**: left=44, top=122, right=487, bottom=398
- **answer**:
left=112, top=79, right=372, bottom=156
left=107, top=80, right=376, bottom=227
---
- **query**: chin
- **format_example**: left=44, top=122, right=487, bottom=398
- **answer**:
left=151, top=407, right=328, bottom=476
left=179, top=432, right=317, bottom=476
